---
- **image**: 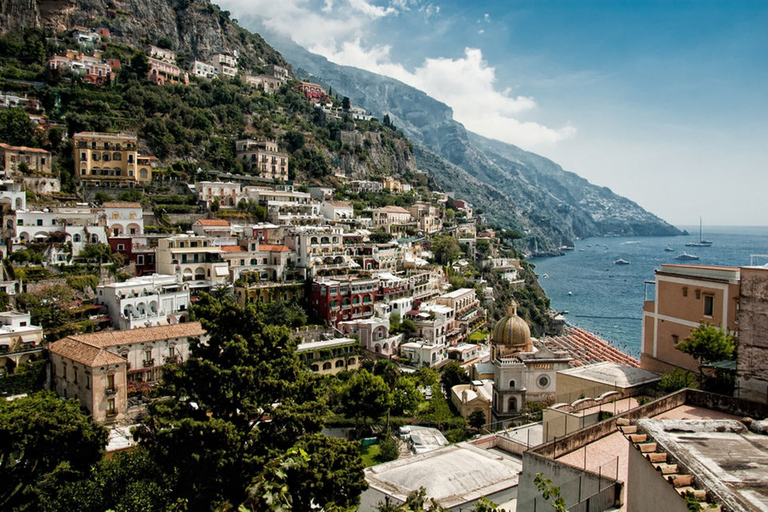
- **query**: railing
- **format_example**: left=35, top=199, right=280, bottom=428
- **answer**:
left=142, top=359, right=155, bottom=367
left=105, top=387, right=117, bottom=395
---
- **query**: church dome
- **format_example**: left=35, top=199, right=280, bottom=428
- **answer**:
left=492, top=302, right=532, bottom=354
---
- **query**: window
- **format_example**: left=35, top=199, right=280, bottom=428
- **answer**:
left=36, top=219, right=43, bottom=226
left=538, top=375, right=551, bottom=388
left=682, top=287, right=688, bottom=298
left=704, top=295, right=714, bottom=316
left=145, top=349, right=152, bottom=362
left=107, top=374, right=115, bottom=390
left=695, top=289, right=701, bottom=300
left=508, top=379, right=516, bottom=389
left=117, top=244, right=125, bottom=251
left=137, top=255, right=144, bottom=265
left=107, top=398, right=116, bottom=416
left=672, top=334, right=680, bottom=346
left=508, top=397, right=517, bottom=413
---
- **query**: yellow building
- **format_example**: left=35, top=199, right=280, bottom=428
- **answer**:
left=73, top=132, right=152, bottom=184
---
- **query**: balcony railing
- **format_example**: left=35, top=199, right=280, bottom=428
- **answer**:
left=142, top=359, right=155, bottom=367
left=105, top=387, right=117, bottom=395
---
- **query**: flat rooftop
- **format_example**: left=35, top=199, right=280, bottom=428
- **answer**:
left=639, top=419, right=768, bottom=511
left=558, top=361, right=660, bottom=388
left=364, top=442, right=522, bottom=509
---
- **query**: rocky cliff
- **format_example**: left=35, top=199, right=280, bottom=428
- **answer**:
left=0, top=0, right=288, bottom=70
left=243, top=24, right=682, bottom=255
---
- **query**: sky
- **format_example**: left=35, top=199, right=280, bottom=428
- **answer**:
left=217, top=0, right=768, bottom=227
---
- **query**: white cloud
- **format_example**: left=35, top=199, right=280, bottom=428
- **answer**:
left=218, top=0, right=575, bottom=148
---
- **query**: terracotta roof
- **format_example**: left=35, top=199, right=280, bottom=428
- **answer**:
left=221, top=245, right=245, bottom=253
left=195, top=219, right=230, bottom=227
left=325, top=201, right=352, bottom=208
left=258, top=244, right=292, bottom=252
left=540, top=325, right=640, bottom=368
left=66, top=322, right=206, bottom=348
left=0, top=142, right=51, bottom=154
left=49, top=338, right=126, bottom=367
left=102, top=202, right=142, bottom=208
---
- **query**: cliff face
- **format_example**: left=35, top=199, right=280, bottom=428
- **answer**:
left=253, top=26, right=681, bottom=255
left=0, top=0, right=288, bottom=69
left=337, top=132, right=417, bottom=180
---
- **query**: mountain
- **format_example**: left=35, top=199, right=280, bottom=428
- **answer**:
left=0, top=0, right=289, bottom=72
left=236, top=20, right=681, bottom=255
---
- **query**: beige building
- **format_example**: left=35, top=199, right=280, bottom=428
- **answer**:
left=296, top=338, right=361, bottom=375
left=641, top=264, right=740, bottom=374
left=49, top=322, right=206, bottom=425
left=102, top=202, right=143, bottom=236
left=451, top=380, right=493, bottom=430
left=372, top=205, right=412, bottom=232
left=236, top=139, right=289, bottom=181
left=156, top=234, right=229, bottom=286
left=73, top=132, right=151, bottom=184
left=0, top=143, right=52, bottom=176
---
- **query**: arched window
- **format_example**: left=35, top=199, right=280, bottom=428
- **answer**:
left=347, top=358, right=356, bottom=365
left=323, top=362, right=332, bottom=370
left=508, top=397, right=517, bottom=413
left=335, top=360, right=345, bottom=368
left=508, top=380, right=516, bottom=389
left=311, top=364, right=319, bottom=372
left=73, top=233, right=81, bottom=243
left=90, top=233, right=99, bottom=243
left=112, top=152, right=122, bottom=161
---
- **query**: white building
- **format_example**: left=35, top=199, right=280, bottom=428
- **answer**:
left=400, top=339, right=447, bottom=368
left=0, top=311, right=43, bottom=377
left=102, top=202, right=143, bottom=236
left=96, top=274, right=190, bottom=330
left=192, top=60, right=217, bottom=79
left=338, top=316, right=403, bottom=356
left=155, top=234, right=229, bottom=287
left=196, top=181, right=242, bottom=208
left=0, top=180, right=25, bottom=211
left=320, top=201, right=354, bottom=222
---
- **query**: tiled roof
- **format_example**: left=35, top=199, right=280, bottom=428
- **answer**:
left=221, top=245, right=245, bottom=253
left=325, top=201, right=352, bottom=208
left=102, top=202, right=142, bottom=208
left=195, top=219, right=230, bottom=226
left=378, top=205, right=410, bottom=214
left=49, top=338, right=126, bottom=367
left=540, top=325, right=639, bottom=368
left=66, top=322, right=206, bottom=348
left=258, top=244, right=292, bottom=252
left=0, top=142, right=51, bottom=154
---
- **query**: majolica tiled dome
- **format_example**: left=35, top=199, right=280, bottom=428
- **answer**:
left=492, top=302, right=532, bottom=354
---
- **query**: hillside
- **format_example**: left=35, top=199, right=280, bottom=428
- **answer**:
left=239, top=24, right=682, bottom=255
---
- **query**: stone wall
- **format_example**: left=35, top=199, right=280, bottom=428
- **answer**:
left=737, top=267, right=768, bottom=404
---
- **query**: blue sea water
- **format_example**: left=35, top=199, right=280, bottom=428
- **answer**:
left=529, top=226, right=768, bottom=358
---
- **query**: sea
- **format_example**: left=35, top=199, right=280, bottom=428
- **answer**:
left=529, top=226, right=768, bottom=359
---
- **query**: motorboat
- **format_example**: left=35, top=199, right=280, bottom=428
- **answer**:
left=614, top=259, right=630, bottom=265
left=664, top=245, right=675, bottom=252
left=675, top=252, right=700, bottom=261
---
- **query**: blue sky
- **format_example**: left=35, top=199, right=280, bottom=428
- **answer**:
left=220, top=0, right=768, bottom=226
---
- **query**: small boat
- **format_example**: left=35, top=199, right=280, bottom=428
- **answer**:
left=664, top=245, right=675, bottom=252
left=614, top=259, right=630, bottom=265
left=675, top=252, right=700, bottom=261
left=568, top=291, right=573, bottom=296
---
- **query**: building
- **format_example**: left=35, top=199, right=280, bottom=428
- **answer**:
left=191, top=219, right=232, bottom=239
left=155, top=234, right=229, bottom=287
left=235, top=139, right=289, bottom=180
left=295, top=81, right=326, bottom=102
left=338, top=316, right=403, bottom=356
left=0, top=179, right=25, bottom=210
left=350, top=180, right=383, bottom=194
left=735, top=266, right=768, bottom=403
left=73, top=132, right=151, bottom=184
left=212, top=53, right=237, bottom=77
left=490, top=303, right=571, bottom=425
left=310, top=276, right=378, bottom=325
left=0, top=143, right=52, bottom=176
left=295, top=337, right=361, bottom=375
left=197, top=181, right=242, bottom=208
left=372, top=206, right=412, bottom=232
left=49, top=322, right=207, bottom=425
left=95, top=274, right=190, bottom=330
left=14, top=207, right=107, bottom=258
left=451, top=380, right=493, bottom=430
left=146, top=45, right=175, bottom=64
left=641, top=264, right=740, bottom=374
left=108, top=235, right=156, bottom=276
left=244, top=74, right=282, bottom=93
left=102, top=202, right=143, bottom=236
left=399, top=339, right=447, bottom=368
left=320, top=201, right=354, bottom=222
left=435, top=287, right=482, bottom=335
left=0, top=311, right=43, bottom=377
left=147, top=57, right=188, bottom=85
left=192, top=60, right=217, bottom=79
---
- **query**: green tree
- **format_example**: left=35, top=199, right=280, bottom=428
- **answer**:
left=534, top=473, right=567, bottom=512
left=339, top=369, right=392, bottom=437
left=130, top=51, right=151, bottom=79
left=676, top=322, right=736, bottom=386
left=0, top=108, right=36, bottom=146
left=0, top=392, right=108, bottom=510
left=440, top=361, right=469, bottom=397
left=342, top=96, right=351, bottom=111
left=378, top=436, right=400, bottom=462
left=658, top=368, right=699, bottom=393
left=468, top=410, right=487, bottom=430
left=431, top=235, right=461, bottom=265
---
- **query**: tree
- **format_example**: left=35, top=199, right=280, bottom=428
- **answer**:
left=468, top=410, right=487, bottom=430
left=0, top=108, right=36, bottom=146
left=339, top=369, right=392, bottom=437
left=135, top=300, right=360, bottom=510
left=378, top=436, right=399, bottom=462
left=431, top=235, right=461, bottom=265
left=130, top=51, right=151, bottom=79
left=676, top=322, right=736, bottom=386
left=283, top=130, right=305, bottom=153
left=658, top=368, right=698, bottom=393
left=342, top=96, right=351, bottom=111
left=370, top=230, right=393, bottom=243
left=534, top=473, right=567, bottom=512
left=0, top=392, right=108, bottom=510
left=440, top=361, right=469, bottom=397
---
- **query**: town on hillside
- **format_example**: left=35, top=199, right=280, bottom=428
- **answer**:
left=0, top=19, right=766, bottom=512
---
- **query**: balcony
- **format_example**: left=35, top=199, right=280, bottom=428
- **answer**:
left=105, top=387, right=117, bottom=395
left=142, top=359, right=155, bottom=367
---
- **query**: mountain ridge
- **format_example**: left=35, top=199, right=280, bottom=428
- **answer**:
left=238, top=18, right=681, bottom=255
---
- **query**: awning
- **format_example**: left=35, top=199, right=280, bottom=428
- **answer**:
left=214, top=266, right=229, bottom=277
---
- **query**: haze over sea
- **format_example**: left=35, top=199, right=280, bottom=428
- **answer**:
left=530, top=226, right=768, bottom=359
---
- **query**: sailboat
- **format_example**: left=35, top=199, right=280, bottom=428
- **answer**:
left=686, top=218, right=713, bottom=247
